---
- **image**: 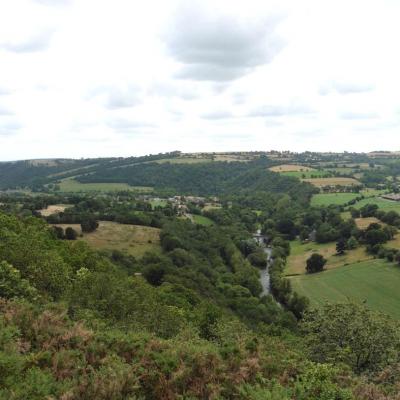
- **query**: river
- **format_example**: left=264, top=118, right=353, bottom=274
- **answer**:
left=253, top=229, right=272, bottom=296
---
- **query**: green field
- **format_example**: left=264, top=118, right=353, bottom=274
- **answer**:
left=281, top=170, right=331, bottom=179
left=192, top=214, right=214, bottom=226
left=286, top=240, right=372, bottom=276
left=59, top=178, right=153, bottom=193
left=150, top=199, right=168, bottom=208
left=353, top=197, right=400, bottom=212
left=53, top=221, right=161, bottom=257
left=290, top=259, right=400, bottom=319
left=311, top=192, right=359, bottom=206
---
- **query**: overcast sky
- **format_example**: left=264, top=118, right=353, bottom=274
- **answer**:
left=0, top=0, right=400, bottom=160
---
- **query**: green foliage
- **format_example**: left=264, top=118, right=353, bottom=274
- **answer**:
left=306, top=253, right=327, bottom=273
left=302, top=302, right=400, bottom=373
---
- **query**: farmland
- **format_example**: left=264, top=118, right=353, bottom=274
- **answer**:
left=59, top=178, right=153, bottom=193
left=311, top=192, right=359, bottom=206
left=269, top=164, right=314, bottom=172
left=192, top=214, right=214, bottom=226
left=290, top=259, right=400, bottom=319
left=354, top=217, right=382, bottom=230
left=53, top=221, right=161, bottom=257
left=302, top=177, right=361, bottom=187
left=353, top=196, right=400, bottom=212
left=285, top=240, right=372, bottom=276
left=39, top=204, right=71, bottom=216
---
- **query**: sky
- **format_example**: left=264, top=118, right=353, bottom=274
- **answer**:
left=0, top=0, right=400, bottom=160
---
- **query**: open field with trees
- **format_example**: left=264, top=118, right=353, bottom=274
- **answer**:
left=59, top=178, right=153, bottom=192
left=290, top=259, right=400, bottom=318
left=38, top=203, right=71, bottom=216
left=302, top=177, right=361, bottom=186
left=269, top=164, right=314, bottom=172
left=285, top=240, right=372, bottom=276
left=54, top=221, right=161, bottom=256
left=353, top=196, right=400, bottom=212
left=191, top=214, right=214, bottom=226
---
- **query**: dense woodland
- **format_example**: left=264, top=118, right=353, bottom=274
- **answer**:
left=2, top=152, right=400, bottom=398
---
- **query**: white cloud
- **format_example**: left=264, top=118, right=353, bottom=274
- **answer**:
left=0, top=0, right=400, bottom=159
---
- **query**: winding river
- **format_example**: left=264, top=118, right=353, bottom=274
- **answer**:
left=253, top=229, right=272, bottom=296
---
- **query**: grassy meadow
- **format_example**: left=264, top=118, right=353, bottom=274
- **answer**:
left=192, top=214, right=214, bottom=226
left=59, top=178, right=152, bottom=193
left=285, top=240, right=372, bottom=276
left=290, top=259, right=400, bottom=319
left=353, top=197, right=400, bottom=212
left=302, top=177, right=360, bottom=187
left=54, top=221, right=161, bottom=257
left=311, top=192, right=359, bottom=206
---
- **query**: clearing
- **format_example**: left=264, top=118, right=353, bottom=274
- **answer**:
left=354, top=217, right=382, bottom=230
left=53, top=221, right=161, bottom=257
left=311, top=193, right=359, bottom=206
left=59, top=178, right=152, bottom=193
left=285, top=240, right=372, bottom=276
left=192, top=214, right=214, bottom=226
left=290, top=259, right=400, bottom=319
left=353, top=197, right=400, bottom=213
left=302, top=177, right=360, bottom=187
left=39, top=204, right=71, bottom=216
left=269, top=164, right=314, bottom=172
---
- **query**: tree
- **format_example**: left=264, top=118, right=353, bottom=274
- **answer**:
left=306, top=253, right=327, bottom=274
left=81, top=218, right=99, bottom=233
left=65, top=227, right=78, bottom=240
left=247, top=250, right=267, bottom=268
left=336, top=238, right=346, bottom=255
left=347, top=236, right=358, bottom=250
left=302, top=302, right=400, bottom=373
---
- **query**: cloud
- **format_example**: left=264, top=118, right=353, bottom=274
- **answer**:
left=0, top=105, right=13, bottom=116
left=166, top=3, right=285, bottom=81
left=320, top=81, right=375, bottom=95
left=148, top=82, right=199, bottom=100
left=249, top=103, right=315, bottom=117
left=107, top=118, right=157, bottom=134
left=340, top=111, right=379, bottom=120
left=33, top=0, right=72, bottom=6
left=90, top=85, right=143, bottom=109
left=0, top=121, right=21, bottom=136
left=201, top=110, right=233, bottom=120
left=0, top=29, right=54, bottom=53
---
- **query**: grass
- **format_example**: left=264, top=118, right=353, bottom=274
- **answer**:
left=354, top=217, right=382, bottom=230
left=285, top=240, right=372, bottom=276
left=149, top=199, right=168, bottom=208
left=302, top=177, right=360, bottom=187
left=269, top=164, right=314, bottom=172
left=39, top=204, right=71, bottom=216
left=353, top=197, right=400, bottom=212
left=192, top=214, right=214, bottom=226
left=311, top=193, right=360, bottom=206
left=289, top=259, right=400, bottom=319
left=59, top=178, right=152, bottom=193
left=53, top=221, right=161, bottom=257
left=281, top=171, right=331, bottom=179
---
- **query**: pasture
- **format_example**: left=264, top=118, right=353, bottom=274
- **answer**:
left=269, top=164, right=314, bottom=172
left=290, top=259, right=400, bottom=319
left=192, top=214, right=214, bottom=226
left=353, top=197, right=400, bottom=212
left=59, top=178, right=152, bottom=193
left=285, top=240, right=372, bottom=276
left=302, top=177, right=361, bottom=187
left=53, top=221, right=161, bottom=257
left=354, top=217, right=382, bottom=230
left=280, top=170, right=331, bottom=179
left=39, top=204, right=71, bottom=216
left=311, top=192, right=359, bottom=206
